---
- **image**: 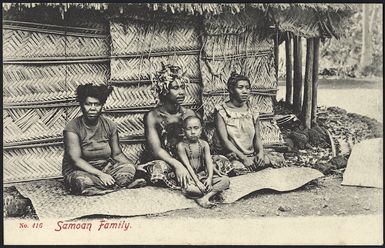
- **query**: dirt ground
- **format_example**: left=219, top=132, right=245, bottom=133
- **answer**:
left=122, top=174, right=382, bottom=220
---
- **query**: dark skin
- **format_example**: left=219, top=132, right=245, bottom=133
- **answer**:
left=177, top=118, right=214, bottom=193
left=144, top=81, right=196, bottom=188
left=214, top=80, right=264, bottom=171
left=64, top=96, right=133, bottom=187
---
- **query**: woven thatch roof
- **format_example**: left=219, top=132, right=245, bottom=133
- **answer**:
left=2, top=3, right=357, bottom=14
left=2, top=3, right=357, bottom=38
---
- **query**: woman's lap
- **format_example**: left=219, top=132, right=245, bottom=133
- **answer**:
left=143, top=160, right=181, bottom=190
left=103, top=162, right=136, bottom=186
left=215, top=153, right=271, bottom=176
left=142, top=157, right=232, bottom=190
left=64, top=162, right=136, bottom=195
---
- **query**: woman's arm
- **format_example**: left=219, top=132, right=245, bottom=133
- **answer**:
left=176, top=143, right=200, bottom=185
left=144, top=111, right=190, bottom=187
left=214, top=111, right=247, bottom=161
left=64, top=131, right=115, bottom=186
left=110, top=131, right=131, bottom=164
left=253, top=117, right=264, bottom=166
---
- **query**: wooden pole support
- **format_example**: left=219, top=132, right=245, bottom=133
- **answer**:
left=285, top=33, right=293, bottom=105
left=302, top=38, right=314, bottom=129
left=293, top=35, right=303, bottom=114
left=312, top=37, right=320, bottom=125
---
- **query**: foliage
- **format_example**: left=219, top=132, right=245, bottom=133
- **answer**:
left=319, top=5, right=383, bottom=78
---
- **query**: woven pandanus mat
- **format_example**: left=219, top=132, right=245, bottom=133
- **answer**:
left=66, top=107, right=83, bottom=122
left=110, top=55, right=201, bottom=82
left=3, top=105, right=81, bottom=143
left=3, top=63, right=109, bottom=104
left=3, top=28, right=65, bottom=59
left=104, top=84, right=155, bottom=110
left=3, top=107, right=68, bottom=144
left=203, top=32, right=273, bottom=58
left=3, top=28, right=109, bottom=59
left=221, top=167, right=324, bottom=203
left=63, top=35, right=110, bottom=57
left=202, top=94, right=274, bottom=122
left=110, top=20, right=200, bottom=56
left=14, top=167, right=323, bottom=219
left=15, top=179, right=197, bottom=219
left=3, top=144, right=64, bottom=183
left=200, top=54, right=276, bottom=92
left=105, top=83, right=201, bottom=110
left=204, top=118, right=284, bottom=146
left=4, top=7, right=109, bottom=32
left=120, top=142, right=146, bottom=165
left=105, top=113, right=146, bottom=139
left=3, top=141, right=144, bottom=184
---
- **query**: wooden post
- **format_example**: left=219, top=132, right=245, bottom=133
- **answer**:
left=312, top=37, right=320, bottom=125
left=274, top=28, right=279, bottom=84
left=302, top=38, right=314, bottom=129
left=285, top=33, right=293, bottom=105
left=293, top=35, right=303, bottom=114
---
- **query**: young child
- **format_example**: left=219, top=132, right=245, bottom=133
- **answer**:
left=176, top=116, right=230, bottom=208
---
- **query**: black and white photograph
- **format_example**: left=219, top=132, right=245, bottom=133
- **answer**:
left=3, top=2, right=383, bottom=245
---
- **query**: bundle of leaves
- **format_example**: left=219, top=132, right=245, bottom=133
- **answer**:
left=3, top=186, right=37, bottom=218
left=274, top=102, right=382, bottom=175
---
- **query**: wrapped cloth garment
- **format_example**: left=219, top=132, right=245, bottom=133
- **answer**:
left=64, top=160, right=136, bottom=196
left=141, top=156, right=233, bottom=190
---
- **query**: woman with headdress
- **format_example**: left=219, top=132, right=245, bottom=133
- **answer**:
left=63, top=83, right=145, bottom=196
left=213, top=72, right=269, bottom=174
left=139, top=64, right=198, bottom=189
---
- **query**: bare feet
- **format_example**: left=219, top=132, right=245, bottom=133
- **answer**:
left=196, top=196, right=217, bottom=208
left=211, top=193, right=224, bottom=203
left=126, top=178, right=147, bottom=189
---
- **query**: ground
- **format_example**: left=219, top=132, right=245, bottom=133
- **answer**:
left=131, top=175, right=382, bottom=219
left=3, top=78, right=383, bottom=220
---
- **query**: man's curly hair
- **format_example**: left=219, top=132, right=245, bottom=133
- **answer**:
left=76, top=83, right=113, bottom=105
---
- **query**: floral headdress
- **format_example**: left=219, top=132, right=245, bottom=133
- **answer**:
left=151, top=63, right=190, bottom=101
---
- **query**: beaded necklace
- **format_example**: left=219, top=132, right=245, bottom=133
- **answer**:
left=186, top=140, right=203, bottom=171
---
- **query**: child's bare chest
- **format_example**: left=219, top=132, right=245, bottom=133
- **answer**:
left=186, top=141, right=204, bottom=171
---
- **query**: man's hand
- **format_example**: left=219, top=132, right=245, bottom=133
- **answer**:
left=97, top=172, right=116, bottom=186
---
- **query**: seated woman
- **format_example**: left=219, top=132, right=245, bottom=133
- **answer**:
left=177, top=116, right=230, bottom=208
left=140, top=64, right=232, bottom=190
left=140, top=64, right=196, bottom=189
left=213, top=72, right=269, bottom=174
left=63, top=83, right=145, bottom=196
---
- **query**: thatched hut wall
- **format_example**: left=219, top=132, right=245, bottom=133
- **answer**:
left=200, top=10, right=283, bottom=145
left=3, top=7, right=110, bottom=182
left=3, top=6, right=285, bottom=183
left=106, top=14, right=204, bottom=164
